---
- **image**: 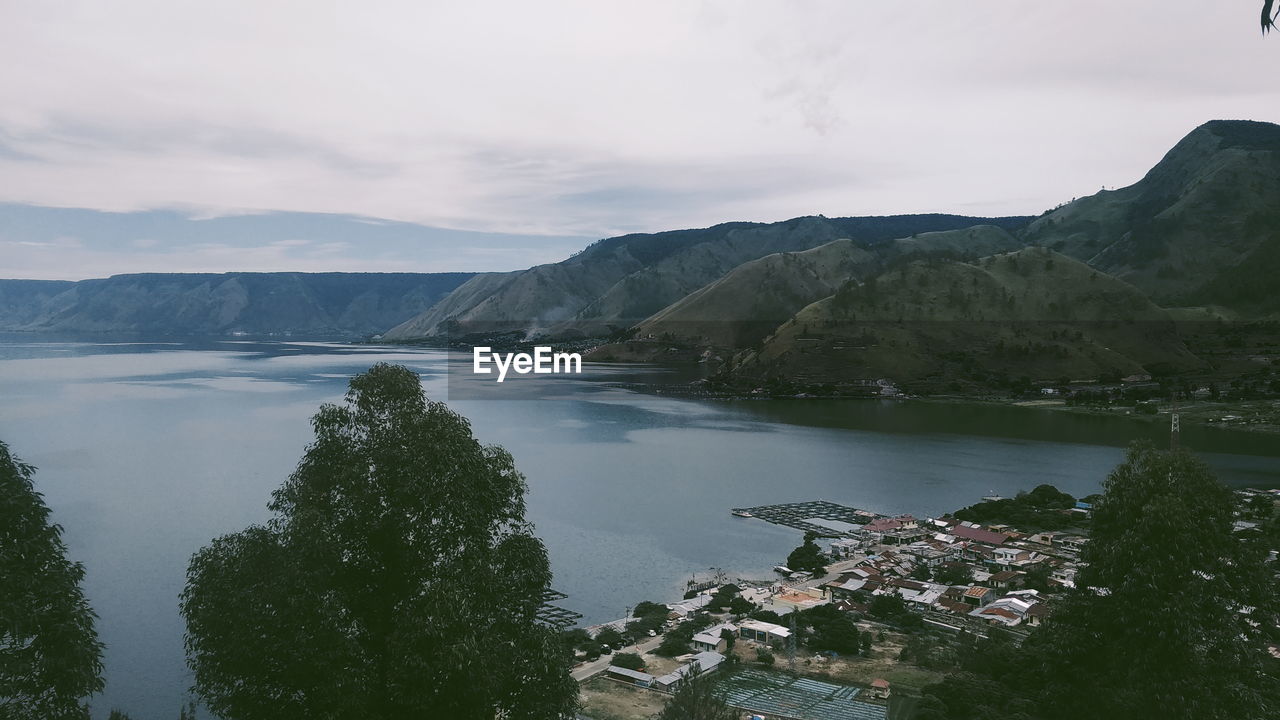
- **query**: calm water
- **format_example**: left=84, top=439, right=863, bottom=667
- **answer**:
left=1, top=337, right=1277, bottom=719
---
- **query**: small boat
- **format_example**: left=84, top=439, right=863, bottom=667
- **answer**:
left=731, top=509, right=753, bottom=518
left=773, top=565, right=793, bottom=575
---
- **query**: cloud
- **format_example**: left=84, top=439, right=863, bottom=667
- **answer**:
left=0, top=1, right=1277, bottom=248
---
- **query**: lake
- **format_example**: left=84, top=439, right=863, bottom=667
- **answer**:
left=1, top=337, right=1277, bottom=718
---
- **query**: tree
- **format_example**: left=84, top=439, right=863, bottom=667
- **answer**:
left=656, top=668, right=736, bottom=720
left=934, top=563, right=974, bottom=586
left=1027, top=442, right=1280, bottom=719
left=180, top=364, right=577, bottom=720
left=611, top=652, right=645, bottom=671
left=1266, top=0, right=1277, bottom=33
left=785, top=532, right=828, bottom=577
left=1, top=439, right=103, bottom=719
left=595, top=627, right=625, bottom=649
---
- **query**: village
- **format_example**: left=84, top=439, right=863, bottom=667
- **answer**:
left=568, top=485, right=1280, bottom=720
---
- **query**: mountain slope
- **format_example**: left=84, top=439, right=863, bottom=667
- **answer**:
left=384, top=214, right=1032, bottom=340
left=0, top=272, right=473, bottom=336
left=635, top=225, right=1023, bottom=348
left=1025, top=119, right=1280, bottom=315
left=732, top=247, right=1199, bottom=385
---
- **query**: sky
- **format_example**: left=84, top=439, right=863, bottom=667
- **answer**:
left=1, top=1, right=1278, bottom=280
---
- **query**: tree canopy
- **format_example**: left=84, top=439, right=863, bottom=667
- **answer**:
left=1, top=439, right=103, bottom=719
left=1028, top=442, right=1280, bottom=719
left=922, top=442, right=1280, bottom=719
left=180, top=363, right=577, bottom=719
left=785, top=532, right=829, bottom=577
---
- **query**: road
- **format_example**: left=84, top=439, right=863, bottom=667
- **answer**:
left=571, top=634, right=666, bottom=682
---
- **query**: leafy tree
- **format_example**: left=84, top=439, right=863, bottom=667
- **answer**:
left=728, top=596, right=755, bottom=615
left=934, top=563, right=974, bottom=586
left=656, top=667, right=736, bottom=720
left=748, top=609, right=783, bottom=624
left=180, top=364, right=577, bottom=720
left=1028, top=442, right=1280, bottom=719
left=595, top=627, right=625, bottom=649
left=922, top=442, right=1280, bottom=719
left=785, top=532, right=828, bottom=577
left=611, top=652, right=645, bottom=671
left=654, top=635, right=691, bottom=658
left=755, top=648, right=774, bottom=665
left=633, top=601, right=669, bottom=618
left=719, top=628, right=736, bottom=651
left=1, top=439, right=103, bottom=719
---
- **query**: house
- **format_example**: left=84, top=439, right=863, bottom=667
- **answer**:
left=1025, top=602, right=1051, bottom=627
left=902, top=541, right=955, bottom=567
left=738, top=620, right=793, bottom=644
left=968, top=590, right=1045, bottom=627
left=961, top=585, right=994, bottom=607
left=1050, top=566, right=1077, bottom=588
left=605, top=666, right=654, bottom=687
left=948, top=522, right=1011, bottom=547
left=987, top=570, right=1025, bottom=589
left=653, top=651, right=726, bottom=692
left=829, top=537, right=864, bottom=559
left=869, top=678, right=891, bottom=699
left=691, top=623, right=737, bottom=652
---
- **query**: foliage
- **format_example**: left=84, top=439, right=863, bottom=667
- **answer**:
left=1028, top=442, right=1280, bottom=719
left=934, top=563, right=974, bottom=586
left=719, top=629, right=736, bottom=651
left=785, top=532, right=829, bottom=577
left=867, top=595, right=922, bottom=629
left=748, top=609, right=783, bottom=624
left=755, top=648, right=775, bottom=665
left=1, top=439, right=104, bottom=719
left=633, top=601, right=669, bottom=619
left=898, top=632, right=960, bottom=671
left=595, top=627, right=625, bottom=649
left=655, top=667, right=737, bottom=720
left=921, top=442, right=1280, bottom=719
left=654, top=635, right=691, bottom=658
left=180, top=364, right=577, bottom=720
left=797, top=605, right=862, bottom=654
left=611, top=652, right=646, bottom=671
left=953, top=484, right=1078, bottom=532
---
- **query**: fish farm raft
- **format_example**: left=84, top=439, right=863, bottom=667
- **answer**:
left=729, top=500, right=884, bottom=537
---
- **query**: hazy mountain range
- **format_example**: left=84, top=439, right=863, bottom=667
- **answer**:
left=3, top=120, right=1277, bottom=386
left=0, top=273, right=472, bottom=336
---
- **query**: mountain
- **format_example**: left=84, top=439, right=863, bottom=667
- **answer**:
left=1024, top=119, right=1280, bottom=316
left=383, top=214, right=1032, bottom=340
left=635, top=225, right=1023, bottom=348
left=0, top=272, right=473, bottom=336
left=729, top=247, right=1199, bottom=387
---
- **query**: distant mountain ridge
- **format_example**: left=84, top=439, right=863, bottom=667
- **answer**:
left=0, top=272, right=473, bottom=336
left=382, top=214, right=1033, bottom=340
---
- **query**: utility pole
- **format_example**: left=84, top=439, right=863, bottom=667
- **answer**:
left=1171, top=392, right=1181, bottom=450
left=788, top=611, right=798, bottom=673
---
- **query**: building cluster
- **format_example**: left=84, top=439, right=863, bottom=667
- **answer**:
left=824, top=514, right=1086, bottom=631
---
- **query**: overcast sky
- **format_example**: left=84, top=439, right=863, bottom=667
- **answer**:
left=2, top=1, right=1278, bottom=279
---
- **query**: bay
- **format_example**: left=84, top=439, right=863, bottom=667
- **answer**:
left=1, top=336, right=1276, bottom=718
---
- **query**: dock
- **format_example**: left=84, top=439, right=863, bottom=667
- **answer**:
left=729, top=500, right=884, bottom=537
